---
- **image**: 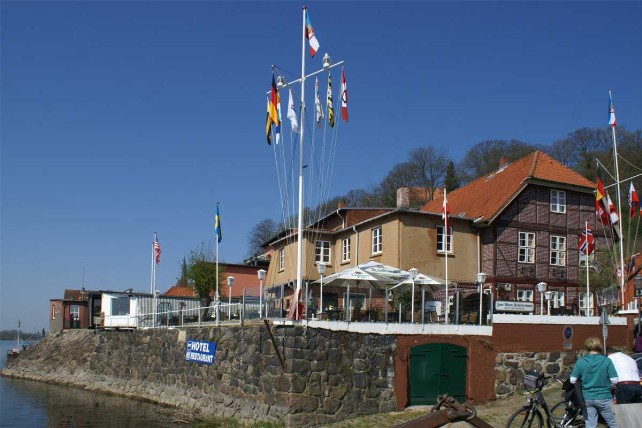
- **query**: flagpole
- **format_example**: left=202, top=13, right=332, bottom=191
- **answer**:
left=216, top=203, right=220, bottom=302
left=444, top=189, right=449, bottom=325
left=585, top=221, right=590, bottom=317
left=152, top=233, right=156, bottom=328
left=610, top=91, right=626, bottom=306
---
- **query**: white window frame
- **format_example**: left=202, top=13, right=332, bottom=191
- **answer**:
left=315, top=240, right=331, bottom=264
left=517, top=290, right=534, bottom=302
left=51, top=305, right=56, bottom=320
left=343, top=292, right=366, bottom=310
left=341, top=237, right=351, bottom=263
left=579, top=292, right=594, bottom=316
left=371, top=226, right=382, bottom=255
left=437, top=225, right=453, bottom=253
left=550, top=235, right=566, bottom=266
left=278, top=248, right=285, bottom=271
left=518, top=232, right=536, bottom=264
left=550, top=189, right=567, bottom=213
left=550, top=291, right=565, bottom=308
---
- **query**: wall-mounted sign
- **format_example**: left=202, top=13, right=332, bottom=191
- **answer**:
left=185, top=340, right=216, bottom=365
left=495, top=301, right=534, bottom=312
left=563, top=325, right=573, bottom=340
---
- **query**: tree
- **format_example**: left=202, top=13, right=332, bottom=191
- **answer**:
left=186, top=243, right=224, bottom=319
left=408, top=147, right=449, bottom=200
left=176, top=257, right=188, bottom=287
left=247, top=219, right=280, bottom=258
left=443, top=161, right=460, bottom=192
left=458, top=139, right=540, bottom=182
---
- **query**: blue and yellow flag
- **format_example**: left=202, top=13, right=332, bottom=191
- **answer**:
left=215, top=205, right=222, bottom=243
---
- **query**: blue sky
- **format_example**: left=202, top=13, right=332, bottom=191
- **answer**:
left=2, top=1, right=641, bottom=332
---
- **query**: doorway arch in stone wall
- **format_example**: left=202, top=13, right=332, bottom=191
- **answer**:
left=408, top=343, right=467, bottom=405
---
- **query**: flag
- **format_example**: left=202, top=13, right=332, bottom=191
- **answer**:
left=304, top=9, right=320, bottom=57
left=327, top=74, right=334, bottom=127
left=275, top=95, right=282, bottom=145
left=341, top=68, right=348, bottom=122
left=287, top=89, right=299, bottom=133
left=153, top=233, right=161, bottom=264
left=268, top=74, right=279, bottom=125
left=595, top=178, right=609, bottom=225
left=608, top=91, right=616, bottom=127
left=605, top=191, right=620, bottom=225
left=629, top=181, right=640, bottom=217
left=265, top=98, right=272, bottom=145
left=315, top=77, right=324, bottom=127
left=442, top=189, right=450, bottom=230
left=215, top=205, right=222, bottom=243
left=579, top=227, right=595, bottom=256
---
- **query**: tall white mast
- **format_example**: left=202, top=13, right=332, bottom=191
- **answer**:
left=609, top=90, right=626, bottom=305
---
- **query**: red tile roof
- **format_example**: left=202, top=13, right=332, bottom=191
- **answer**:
left=163, top=285, right=197, bottom=297
left=421, top=151, right=595, bottom=223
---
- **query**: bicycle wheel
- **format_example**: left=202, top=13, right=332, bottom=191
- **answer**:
left=506, top=406, right=544, bottom=428
left=550, top=400, right=584, bottom=427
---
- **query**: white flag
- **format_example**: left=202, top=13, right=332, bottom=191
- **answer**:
left=287, top=89, right=299, bottom=133
left=315, top=77, right=324, bottom=127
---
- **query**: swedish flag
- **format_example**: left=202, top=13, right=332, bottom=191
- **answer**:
left=215, top=205, right=222, bottom=243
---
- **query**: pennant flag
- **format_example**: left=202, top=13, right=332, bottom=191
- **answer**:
left=442, top=189, right=450, bottom=230
left=268, top=74, right=279, bottom=125
left=287, top=89, right=299, bottom=133
left=275, top=95, right=282, bottom=145
left=629, top=181, right=640, bottom=217
left=341, top=68, right=348, bottom=122
left=608, top=91, right=616, bottom=127
left=153, top=233, right=161, bottom=264
left=315, top=77, right=324, bottom=127
left=579, top=227, right=595, bottom=256
left=595, top=178, right=609, bottom=225
left=265, top=98, right=272, bottom=145
left=304, top=9, right=320, bottom=57
left=215, top=205, right=222, bottom=243
left=327, top=74, right=334, bottom=127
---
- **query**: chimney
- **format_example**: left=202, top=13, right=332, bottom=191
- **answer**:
left=396, top=187, right=410, bottom=208
left=499, top=156, right=508, bottom=167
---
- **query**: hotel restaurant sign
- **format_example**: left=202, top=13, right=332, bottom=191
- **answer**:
left=494, top=300, right=534, bottom=313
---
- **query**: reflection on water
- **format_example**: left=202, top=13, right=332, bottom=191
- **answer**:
left=1, top=340, right=185, bottom=427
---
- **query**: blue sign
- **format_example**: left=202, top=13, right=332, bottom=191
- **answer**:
left=185, top=340, right=216, bottom=365
left=563, top=326, right=573, bottom=340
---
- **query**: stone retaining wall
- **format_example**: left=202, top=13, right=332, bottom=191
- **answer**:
left=494, top=351, right=578, bottom=398
left=2, top=326, right=398, bottom=427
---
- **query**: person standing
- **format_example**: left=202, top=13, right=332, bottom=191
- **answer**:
left=571, top=337, right=618, bottom=428
left=606, top=346, right=642, bottom=404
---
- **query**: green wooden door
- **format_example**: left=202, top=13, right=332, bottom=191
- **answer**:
left=408, top=343, right=467, bottom=405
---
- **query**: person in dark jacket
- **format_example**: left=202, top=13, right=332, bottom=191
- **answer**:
left=571, top=337, right=618, bottom=428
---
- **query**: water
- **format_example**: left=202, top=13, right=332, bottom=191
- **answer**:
left=0, top=340, right=187, bottom=427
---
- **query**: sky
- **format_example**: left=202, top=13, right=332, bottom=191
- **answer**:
left=1, top=1, right=641, bottom=332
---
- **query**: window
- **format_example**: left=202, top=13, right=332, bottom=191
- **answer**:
left=315, top=240, right=331, bottom=264
left=51, top=305, right=56, bottom=320
left=518, top=232, right=535, bottom=263
left=579, top=292, right=594, bottom=316
left=517, top=290, right=534, bottom=302
left=550, top=235, right=566, bottom=266
left=550, top=291, right=565, bottom=308
left=371, top=226, right=382, bottom=254
left=278, top=248, right=285, bottom=271
left=111, top=297, right=130, bottom=316
left=550, top=190, right=566, bottom=213
left=343, top=292, right=366, bottom=310
left=341, top=237, right=351, bottom=263
left=437, top=226, right=453, bottom=253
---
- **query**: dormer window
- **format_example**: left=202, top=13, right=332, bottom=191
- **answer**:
left=550, top=189, right=566, bottom=213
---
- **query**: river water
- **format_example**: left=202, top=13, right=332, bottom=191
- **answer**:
left=0, top=340, right=186, bottom=427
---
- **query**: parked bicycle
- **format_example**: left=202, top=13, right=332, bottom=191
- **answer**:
left=506, top=371, right=584, bottom=428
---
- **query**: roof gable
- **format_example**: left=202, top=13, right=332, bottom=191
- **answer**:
left=420, top=151, right=595, bottom=222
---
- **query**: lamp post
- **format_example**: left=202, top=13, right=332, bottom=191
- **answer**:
left=227, top=276, right=235, bottom=319
left=537, top=282, right=547, bottom=315
left=477, top=272, right=487, bottom=326
left=317, top=263, right=326, bottom=316
left=545, top=291, right=553, bottom=316
left=409, top=268, right=418, bottom=323
left=634, top=275, right=642, bottom=330
left=257, top=269, right=266, bottom=318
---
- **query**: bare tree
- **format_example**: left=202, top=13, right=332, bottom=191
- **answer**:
left=459, top=139, right=540, bottom=182
left=408, top=147, right=448, bottom=200
left=247, top=219, right=280, bottom=258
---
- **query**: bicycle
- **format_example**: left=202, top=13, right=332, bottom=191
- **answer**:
left=505, top=371, right=584, bottom=428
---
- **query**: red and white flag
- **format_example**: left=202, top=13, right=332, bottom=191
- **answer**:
left=442, top=189, right=450, bottom=229
left=579, top=227, right=595, bottom=256
left=629, top=181, right=640, bottom=218
left=153, top=233, right=161, bottom=264
left=341, top=68, right=348, bottom=122
left=304, top=9, right=320, bottom=57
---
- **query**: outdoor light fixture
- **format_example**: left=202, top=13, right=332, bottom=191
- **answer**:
left=409, top=268, right=418, bottom=323
left=317, top=263, right=327, bottom=315
left=257, top=269, right=266, bottom=318
left=227, top=276, right=235, bottom=319
left=536, top=282, right=547, bottom=315
left=322, top=53, right=331, bottom=69
left=276, top=75, right=286, bottom=88
left=545, top=291, right=553, bottom=316
left=477, top=272, right=486, bottom=326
